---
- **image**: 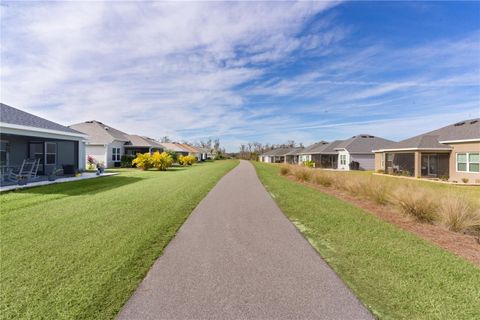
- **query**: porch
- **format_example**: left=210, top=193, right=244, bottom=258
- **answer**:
left=384, top=151, right=450, bottom=178
left=0, top=172, right=118, bottom=192
left=0, top=134, right=82, bottom=184
left=312, top=154, right=338, bottom=169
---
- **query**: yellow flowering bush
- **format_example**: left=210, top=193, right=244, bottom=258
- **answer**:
left=132, top=153, right=152, bottom=170
left=151, top=151, right=173, bottom=171
left=178, top=155, right=197, bottom=166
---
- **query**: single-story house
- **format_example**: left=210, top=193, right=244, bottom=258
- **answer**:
left=298, top=141, right=329, bottom=165
left=259, top=147, right=297, bottom=163
left=177, top=143, right=204, bottom=162
left=0, top=103, right=87, bottom=177
left=70, top=120, right=130, bottom=168
left=335, top=134, right=394, bottom=171
left=285, top=147, right=304, bottom=164
left=124, top=135, right=164, bottom=156
left=374, top=119, right=479, bottom=182
left=160, top=142, right=191, bottom=158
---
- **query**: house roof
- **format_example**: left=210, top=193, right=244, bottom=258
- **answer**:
left=1, top=103, right=84, bottom=135
left=177, top=143, right=201, bottom=153
left=125, top=135, right=164, bottom=149
left=69, top=120, right=129, bottom=144
left=299, top=141, right=329, bottom=155
left=375, top=118, right=480, bottom=151
left=285, top=147, right=304, bottom=155
left=321, top=140, right=345, bottom=154
left=262, top=147, right=296, bottom=157
left=335, top=134, right=394, bottom=154
left=160, top=142, right=191, bottom=153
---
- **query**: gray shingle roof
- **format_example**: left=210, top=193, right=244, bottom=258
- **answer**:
left=377, top=118, right=479, bottom=151
left=125, top=135, right=164, bottom=149
left=260, top=147, right=295, bottom=157
left=335, top=134, right=394, bottom=154
left=285, top=147, right=304, bottom=155
left=299, top=141, right=329, bottom=155
left=321, top=140, right=344, bottom=154
left=1, top=103, right=83, bottom=135
left=69, top=121, right=129, bottom=144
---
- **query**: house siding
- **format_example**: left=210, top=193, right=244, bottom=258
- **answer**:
left=106, top=141, right=125, bottom=168
left=374, top=152, right=384, bottom=171
left=351, top=153, right=375, bottom=170
left=337, top=150, right=349, bottom=170
left=448, top=142, right=480, bottom=183
left=85, top=145, right=107, bottom=167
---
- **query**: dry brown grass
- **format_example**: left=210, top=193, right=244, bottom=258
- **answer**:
left=277, top=164, right=479, bottom=235
left=391, top=185, right=439, bottom=223
left=438, top=196, right=480, bottom=232
left=294, top=167, right=313, bottom=182
left=313, top=171, right=334, bottom=187
left=279, top=165, right=291, bottom=176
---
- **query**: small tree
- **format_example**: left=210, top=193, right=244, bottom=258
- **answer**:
left=132, top=153, right=152, bottom=170
left=151, top=151, right=173, bottom=171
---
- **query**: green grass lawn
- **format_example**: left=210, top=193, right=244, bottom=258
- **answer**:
left=254, top=162, right=480, bottom=319
left=0, top=160, right=238, bottom=319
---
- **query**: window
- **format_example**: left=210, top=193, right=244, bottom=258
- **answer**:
left=380, top=153, right=385, bottom=169
left=0, top=140, right=8, bottom=166
left=112, top=147, right=121, bottom=162
left=457, top=153, right=479, bottom=173
left=340, top=154, right=347, bottom=165
left=46, top=142, right=57, bottom=165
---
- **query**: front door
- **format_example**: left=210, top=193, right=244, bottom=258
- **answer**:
left=421, top=154, right=438, bottom=176
left=28, top=142, right=44, bottom=175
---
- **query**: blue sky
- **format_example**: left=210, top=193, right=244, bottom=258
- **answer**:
left=1, top=1, right=479, bottom=151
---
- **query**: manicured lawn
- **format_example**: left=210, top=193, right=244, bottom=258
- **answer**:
left=0, top=160, right=238, bottom=319
left=254, top=162, right=480, bottom=319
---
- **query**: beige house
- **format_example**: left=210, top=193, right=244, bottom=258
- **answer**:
left=374, top=119, right=480, bottom=183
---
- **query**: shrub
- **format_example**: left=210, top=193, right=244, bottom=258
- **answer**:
left=461, top=178, right=469, bottom=184
left=438, top=196, right=480, bottom=232
left=178, top=155, right=197, bottom=166
left=313, top=172, right=334, bottom=187
left=376, top=169, right=385, bottom=174
left=86, top=155, right=96, bottom=170
left=439, top=175, right=449, bottom=181
left=120, top=155, right=135, bottom=168
left=393, top=186, right=439, bottom=223
left=294, top=167, right=313, bottom=182
left=303, top=160, right=315, bottom=168
left=280, top=165, right=291, bottom=176
left=151, top=151, right=173, bottom=171
left=132, top=153, right=152, bottom=170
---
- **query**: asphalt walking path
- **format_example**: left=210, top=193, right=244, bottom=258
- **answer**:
left=118, top=160, right=373, bottom=320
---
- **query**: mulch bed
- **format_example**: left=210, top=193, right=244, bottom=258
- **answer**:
left=284, top=175, right=480, bottom=266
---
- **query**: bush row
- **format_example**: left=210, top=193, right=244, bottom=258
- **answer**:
left=280, top=165, right=480, bottom=235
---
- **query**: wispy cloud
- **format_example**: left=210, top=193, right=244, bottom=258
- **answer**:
left=0, top=1, right=479, bottom=151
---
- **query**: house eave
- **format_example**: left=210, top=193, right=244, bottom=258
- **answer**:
left=439, top=138, right=480, bottom=144
left=0, top=122, right=88, bottom=140
left=373, top=147, right=452, bottom=152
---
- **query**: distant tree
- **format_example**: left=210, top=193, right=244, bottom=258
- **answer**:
left=160, top=136, right=171, bottom=143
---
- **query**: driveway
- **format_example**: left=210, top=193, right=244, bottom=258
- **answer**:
left=118, top=160, right=373, bottom=319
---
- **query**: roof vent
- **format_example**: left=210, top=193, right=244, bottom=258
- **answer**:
left=104, top=127, right=109, bottom=130
left=454, top=121, right=465, bottom=126
left=470, top=120, right=478, bottom=125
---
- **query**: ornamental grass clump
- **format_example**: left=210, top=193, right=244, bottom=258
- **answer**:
left=313, top=171, right=334, bottom=187
left=393, top=185, right=439, bottom=223
left=294, top=167, right=313, bottom=182
left=363, top=177, right=392, bottom=205
left=280, top=165, right=291, bottom=176
left=151, top=151, right=173, bottom=171
left=438, top=196, right=480, bottom=233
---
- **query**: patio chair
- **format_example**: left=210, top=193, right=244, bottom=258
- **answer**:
left=6, top=158, right=40, bottom=182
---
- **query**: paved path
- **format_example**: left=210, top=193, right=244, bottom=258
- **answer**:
left=118, top=160, right=373, bottom=320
